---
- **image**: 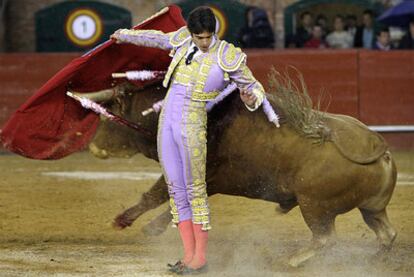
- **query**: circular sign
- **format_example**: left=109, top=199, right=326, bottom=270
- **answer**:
left=65, top=9, right=103, bottom=47
left=208, top=6, right=228, bottom=39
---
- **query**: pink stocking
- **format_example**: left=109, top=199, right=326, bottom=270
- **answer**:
left=188, top=223, right=208, bottom=269
left=178, top=219, right=195, bottom=265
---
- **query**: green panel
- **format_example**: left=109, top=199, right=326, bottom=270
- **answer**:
left=35, top=0, right=131, bottom=52
left=177, top=0, right=248, bottom=46
left=284, top=0, right=383, bottom=37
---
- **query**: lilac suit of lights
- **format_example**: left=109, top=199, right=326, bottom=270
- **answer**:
left=118, top=26, right=265, bottom=230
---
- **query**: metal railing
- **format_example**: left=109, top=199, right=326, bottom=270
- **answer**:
left=369, top=125, right=414, bottom=133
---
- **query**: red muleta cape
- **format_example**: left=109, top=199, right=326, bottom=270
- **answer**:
left=0, top=5, right=186, bottom=160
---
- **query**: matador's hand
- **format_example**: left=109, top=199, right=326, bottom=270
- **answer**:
left=240, top=89, right=257, bottom=108
left=110, top=29, right=123, bottom=43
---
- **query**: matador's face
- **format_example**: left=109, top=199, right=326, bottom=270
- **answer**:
left=191, top=31, right=214, bottom=53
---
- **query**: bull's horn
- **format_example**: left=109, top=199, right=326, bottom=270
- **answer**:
left=67, top=88, right=116, bottom=102
left=112, top=73, right=127, bottom=78
left=142, top=107, right=154, bottom=116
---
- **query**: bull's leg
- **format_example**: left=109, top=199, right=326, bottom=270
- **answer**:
left=287, top=203, right=336, bottom=267
left=141, top=209, right=172, bottom=236
left=359, top=208, right=397, bottom=251
left=113, top=176, right=170, bottom=230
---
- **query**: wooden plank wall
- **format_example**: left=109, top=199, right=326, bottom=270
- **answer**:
left=1, top=50, right=413, bottom=149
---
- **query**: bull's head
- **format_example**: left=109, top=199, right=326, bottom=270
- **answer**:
left=72, top=82, right=167, bottom=160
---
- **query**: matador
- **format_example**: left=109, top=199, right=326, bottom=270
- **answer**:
left=111, top=6, right=273, bottom=274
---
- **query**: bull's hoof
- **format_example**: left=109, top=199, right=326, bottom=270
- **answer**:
left=380, top=229, right=397, bottom=251
left=112, top=214, right=133, bottom=230
left=371, top=247, right=394, bottom=265
left=379, top=243, right=393, bottom=253
left=375, top=240, right=395, bottom=260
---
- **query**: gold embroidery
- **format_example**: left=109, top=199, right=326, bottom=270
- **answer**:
left=217, top=41, right=246, bottom=72
left=173, top=73, right=191, bottom=85
left=200, top=64, right=210, bottom=74
left=224, top=72, right=230, bottom=81
left=184, top=100, right=210, bottom=228
left=193, top=148, right=200, bottom=157
left=120, top=29, right=164, bottom=37
left=242, top=64, right=255, bottom=79
left=198, top=130, right=206, bottom=141
left=191, top=195, right=211, bottom=230
left=194, top=83, right=204, bottom=92
left=204, top=58, right=213, bottom=65
left=227, top=46, right=236, bottom=61
left=169, top=198, right=179, bottom=224
left=163, top=43, right=190, bottom=87
left=191, top=91, right=219, bottom=101
left=168, top=46, right=220, bottom=102
left=170, top=26, right=191, bottom=47
left=189, top=112, right=198, bottom=122
left=161, top=40, right=221, bottom=229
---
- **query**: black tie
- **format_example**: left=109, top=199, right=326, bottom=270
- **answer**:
left=185, top=46, right=198, bottom=65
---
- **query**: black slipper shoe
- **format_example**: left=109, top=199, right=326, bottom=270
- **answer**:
left=167, top=260, right=183, bottom=268
left=175, top=264, right=208, bottom=275
left=167, top=260, right=184, bottom=273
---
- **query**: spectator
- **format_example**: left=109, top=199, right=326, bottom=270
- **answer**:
left=304, top=24, right=327, bottom=49
left=316, top=14, right=329, bottom=38
left=285, top=34, right=298, bottom=48
left=374, top=27, right=393, bottom=51
left=346, top=14, right=357, bottom=42
left=399, top=19, right=414, bottom=49
left=238, top=6, right=275, bottom=48
left=326, top=15, right=353, bottom=49
left=296, top=11, right=313, bottom=47
left=354, top=9, right=375, bottom=49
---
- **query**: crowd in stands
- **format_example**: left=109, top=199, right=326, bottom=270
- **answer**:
left=286, top=9, right=414, bottom=50
left=236, top=6, right=414, bottom=51
left=238, top=6, right=275, bottom=48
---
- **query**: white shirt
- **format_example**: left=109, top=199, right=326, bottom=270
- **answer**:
left=185, top=36, right=217, bottom=60
left=326, top=31, right=353, bottom=49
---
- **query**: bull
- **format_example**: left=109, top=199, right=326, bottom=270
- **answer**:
left=79, top=72, right=397, bottom=267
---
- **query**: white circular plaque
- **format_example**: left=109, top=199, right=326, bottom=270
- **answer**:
left=65, top=9, right=103, bottom=47
left=72, top=15, right=97, bottom=40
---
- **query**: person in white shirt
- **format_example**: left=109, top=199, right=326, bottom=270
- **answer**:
left=345, top=14, right=357, bottom=45
left=326, top=15, right=353, bottom=49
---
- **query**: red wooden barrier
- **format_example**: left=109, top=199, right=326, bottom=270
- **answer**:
left=358, top=50, right=414, bottom=125
left=0, top=51, right=413, bottom=149
left=0, top=53, right=79, bottom=129
left=246, top=49, right=359, bottom=117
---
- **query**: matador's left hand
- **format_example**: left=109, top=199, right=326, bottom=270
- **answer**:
left=110, top=29, right=123, bottom=43
left=240, top=89, right=257, bottom=108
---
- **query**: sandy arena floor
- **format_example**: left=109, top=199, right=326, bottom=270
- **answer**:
left=0, top=150, right=413, bottom=276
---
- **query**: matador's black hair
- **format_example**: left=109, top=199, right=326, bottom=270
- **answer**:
left=187, top=6, right=216, bottom=34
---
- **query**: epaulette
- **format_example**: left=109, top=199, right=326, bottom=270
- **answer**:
left=169, top=26, right=191, bottom=48
left=217, top=41, right=246, bottom=72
